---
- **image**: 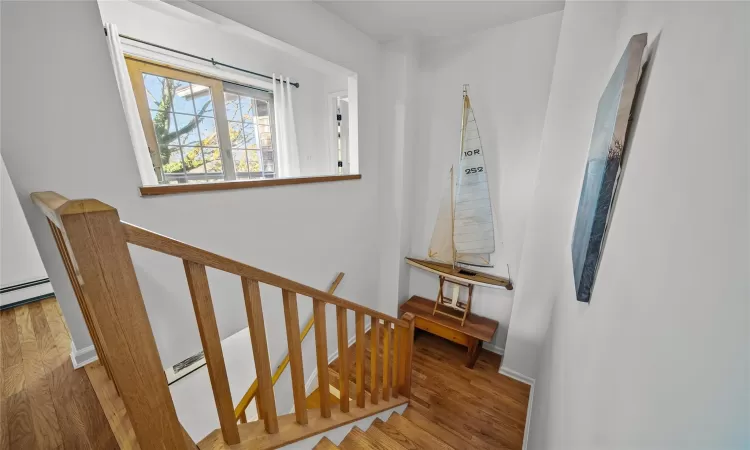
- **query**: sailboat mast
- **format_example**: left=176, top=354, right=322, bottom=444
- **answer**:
left=454, top=85, right=470, bottom=268
left=450, top=166, right=455, bottom=268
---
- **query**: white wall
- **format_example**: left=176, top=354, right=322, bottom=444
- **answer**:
left=503, top=1, right=749, bottom=448
left=1, top=0, right=383, bottom=396
left=97, top=0, right=348, bottom=177
left=0, top=156, right=49, bottom=304
left=406, top=12, right=562, bottom=350
left=377, top=37, right=420, bottom=315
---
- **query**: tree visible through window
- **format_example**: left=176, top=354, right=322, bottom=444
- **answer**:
left=127, top=58, right=276, bottom=184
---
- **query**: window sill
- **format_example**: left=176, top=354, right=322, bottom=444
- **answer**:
left=138, top=174, right=361, bottom=197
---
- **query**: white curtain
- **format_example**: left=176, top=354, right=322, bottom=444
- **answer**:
left=104, top=23, right=158, bottom=186
left=272, top=74, right=300, bottom=178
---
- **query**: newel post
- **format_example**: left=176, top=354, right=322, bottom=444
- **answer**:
left=57, top=199, right=192, bottom=449
left=399, top=313, right=416, bottom=398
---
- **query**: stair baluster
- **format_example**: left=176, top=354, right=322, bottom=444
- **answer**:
left=370, top=317, right=381, bottom=404
left=355, top=311, right=366, bottom=408
left=336, top=305, right=350, bottom=413
left=184, top=260, right=241, bottom=445
left=282, top=289, right=308, bottom=425
left=242, top=277, right=279, bottom=434
left=313, top=298, right=331, bottom=418
left=382, top=321, right=391, bottom=401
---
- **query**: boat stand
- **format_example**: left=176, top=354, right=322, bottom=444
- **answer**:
left=432, top=276, right=474, bottom=326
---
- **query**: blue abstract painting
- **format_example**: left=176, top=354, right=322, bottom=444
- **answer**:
left=572, top=34, right=647, bottom=303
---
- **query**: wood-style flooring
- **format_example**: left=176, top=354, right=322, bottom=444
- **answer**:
left=0, top=298, right=117, bottom=449
left=328, top=330, right=531, bottom=450
left=2, top=298, right=530, bottom=450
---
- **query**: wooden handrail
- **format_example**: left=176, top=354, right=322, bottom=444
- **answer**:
left=123, top=223, right=407, bottom=327
left=31, top=191, right=417, bottom=449
left=234, top=273, right=344, bottom=421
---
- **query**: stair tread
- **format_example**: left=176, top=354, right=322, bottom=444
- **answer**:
left=365, top=420, right=409, bottom=450
left=371, top=418, right=419, bottom=450
left=400, top=407, right=471, bottom=450
left=339, top=427, right=381, bottom=450
left=314, top=437, right=340, bottom=450
left=385, top=414, right=454, bottom=450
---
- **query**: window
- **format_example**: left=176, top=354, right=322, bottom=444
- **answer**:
left=224, top=83, right=275, bottom=179
left=126, top=58, right=276, bottom=185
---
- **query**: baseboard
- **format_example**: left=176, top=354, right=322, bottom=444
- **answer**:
left=0, top=279, right=54, bottom=311
left=522, top=382, right=535, bottom=450
left=70, top=342, right=98, bottom=369
left=483, top=343, right=505, bottom=356
left=499, top=364, right=535, bottom=450
left=499, top=365, right=535, bottom=386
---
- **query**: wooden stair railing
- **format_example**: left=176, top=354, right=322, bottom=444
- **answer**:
left=234, top=272, right=345, bottom=424
left=31, top=191, right=416, bottom=450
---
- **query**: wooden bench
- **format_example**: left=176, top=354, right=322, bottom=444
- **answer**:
left=399, top=296, right=498, bottom=368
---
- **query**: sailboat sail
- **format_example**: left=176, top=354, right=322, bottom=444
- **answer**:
left=428, top=168, right=455, bottom=264
left=454, top=89, right=495, bottom=266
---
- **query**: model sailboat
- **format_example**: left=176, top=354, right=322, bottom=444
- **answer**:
left=407, top=85, right=512, bottom=323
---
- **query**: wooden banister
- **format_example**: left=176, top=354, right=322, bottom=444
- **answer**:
left=398, top=313, right=416, bottom=397
left=313, top=298, right=331, bottom=418
left=282, top=289, right=308, bottom=425
left=233, top=273, right=344, bottom=421
left=383, top=321, right=391, bottom=401
left=242, top=278, right=279, bottom=434
left=370, top=317, right=381, bottom=405
left=355, top=312, right=366, bottom=408
left=184, top=260, right=240, bottom=445
left=123, top=223, right=407, bottom=328
left=47, top=218, right=116, bottom=388
left=33, top=194, right=192, bottom=449
left=32, top=192, right=417, bottom=449
left=336, top=306, right=350, bottom=413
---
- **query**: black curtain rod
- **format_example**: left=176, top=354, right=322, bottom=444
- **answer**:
left=105, top=28, right=300, bottom=88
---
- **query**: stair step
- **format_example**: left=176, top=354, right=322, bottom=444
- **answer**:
left=314, top=437, right=340, bottom=450
left=401, top=408, right=470, bottom=449
left=372, top=418, right=419, bottom=450
left=339, top=427, right=381, bottom=450
left=366, top=419, right=412, bottom=450
left=385, top=414, right=454, bottom=450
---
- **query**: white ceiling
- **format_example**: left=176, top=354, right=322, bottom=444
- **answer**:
left=314, top=1, right=565, bottom=42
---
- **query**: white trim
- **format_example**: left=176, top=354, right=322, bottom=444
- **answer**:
left=522, top=382, right=535, bottom=450
left=499, top=365, right=535, bottom=386
left=498, top=364, right=536, bottom=450
left=483, top=343, right=505, bottom=356
left=70, top=342, right=98, bottom=369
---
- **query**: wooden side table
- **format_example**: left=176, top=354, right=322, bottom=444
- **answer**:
left=399, top=295, right=498, bottom=368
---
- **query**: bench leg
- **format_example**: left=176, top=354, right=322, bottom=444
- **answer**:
left=466, top=338, right=482, bottom=368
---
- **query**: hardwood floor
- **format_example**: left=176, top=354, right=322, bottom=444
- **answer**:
left=329, top=330, right=531, bottom=450
left=0, top=298, right=117, bottom=449
left=2, top=298, right=530, bottom=450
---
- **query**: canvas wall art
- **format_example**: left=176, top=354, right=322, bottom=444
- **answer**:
left=572, top=33, right=647, bottom=303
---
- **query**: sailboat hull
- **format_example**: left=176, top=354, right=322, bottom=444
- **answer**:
left=405, top=257, right=513, bottom=290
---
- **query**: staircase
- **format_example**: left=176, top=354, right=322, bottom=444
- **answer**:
left=318, top=408, right=456, bottom=449
left=32, top=191, right=416, bottom=450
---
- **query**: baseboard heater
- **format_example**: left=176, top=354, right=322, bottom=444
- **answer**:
left=0, top=278, right=54, bottom=311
